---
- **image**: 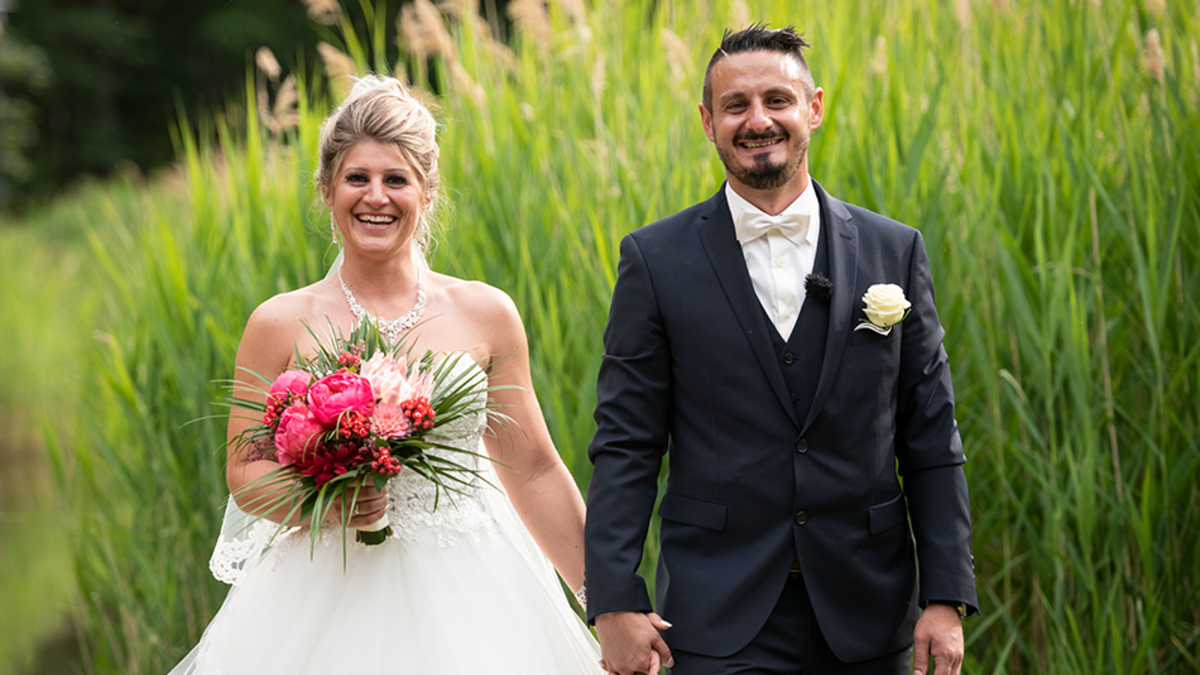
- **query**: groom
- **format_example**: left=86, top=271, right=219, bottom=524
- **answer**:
left=585, top=25, right=977, bottom=675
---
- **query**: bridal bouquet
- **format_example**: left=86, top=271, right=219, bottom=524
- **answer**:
left=225, top=322, right=499, bottom=548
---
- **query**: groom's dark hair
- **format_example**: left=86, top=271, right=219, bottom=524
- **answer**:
left=702, top=24, right=814, bottom=114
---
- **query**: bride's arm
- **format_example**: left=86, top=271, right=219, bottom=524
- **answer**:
left=477, top=288, right=588, bottom=593
left=226, top=298, right=308, bottom=525
left=225, top=297, right=385, bottom=528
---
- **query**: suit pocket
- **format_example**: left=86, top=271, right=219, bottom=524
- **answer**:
left=658, top=491, right=727, bottom=531
left=868, top=491, right=907, bottom=535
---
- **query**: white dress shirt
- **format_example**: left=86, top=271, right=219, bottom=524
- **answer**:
left=725, top=180, right=821, bottom=340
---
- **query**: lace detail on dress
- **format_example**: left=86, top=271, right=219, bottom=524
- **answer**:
left=385, top=406, right=496, bottom=548
left=209, top=518, right=279, bottom=584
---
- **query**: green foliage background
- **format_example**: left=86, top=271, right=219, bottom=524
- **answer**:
left=1, top=0, right=1197, bottom=672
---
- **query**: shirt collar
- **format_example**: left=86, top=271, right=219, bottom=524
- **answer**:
left=725, top=179, right=820, bottom=247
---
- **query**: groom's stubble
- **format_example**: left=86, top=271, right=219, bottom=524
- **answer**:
left=715, top=129, right=809, bottom=191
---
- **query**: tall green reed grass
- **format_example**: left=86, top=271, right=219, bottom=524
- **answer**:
left=48, top=0, right=1199, bottom=672
left=0, top=175, right=170, bottom=673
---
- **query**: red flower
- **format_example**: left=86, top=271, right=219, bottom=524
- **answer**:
left=371, top=447, right=404, bottom=477
left=337, top=410, right=372, bottom=441
left=401, top=396, right=436, bottom=431
left=295, top=442, right=369, bottom=489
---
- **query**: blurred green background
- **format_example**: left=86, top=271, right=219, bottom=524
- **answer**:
left=1, top=0, right=1197, bottom=673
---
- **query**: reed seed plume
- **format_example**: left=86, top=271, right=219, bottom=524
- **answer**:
left=870, top=35, right=888, bottom=77
left=553, top=0, right=585, bottom=24
left=270, top=75, right=300, bottom=134
left=508, top=0, right=552, bottom=49
left=661, top=28, right=692, bottom=84
left=1143, top=28, right=1165, bottom=84
left=415, top=0, right=457, bottom=62
left=451, top=61, right=486, bottom=105
left=486, top=34, right=519, bottom=74
left=955, top=0, right=971, bottom=31
left=730, top=0, right=750, bottom=30
left=255, top=46, right=282, bottom=81
left=398, top=0, right=457, bottom=64
left=438, top=0, right=478, bottom=19
left=591, top=53, right=607, bottom=106
left=317, top=42, right=359, bottom=98
left=398, top=4, right=429, bottom=63
left=1146, top=0, right=1166, bottom=17
left=303, top=0, right=343, bottom=26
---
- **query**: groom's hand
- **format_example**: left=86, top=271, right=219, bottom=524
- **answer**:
left=595, top=611, right=674, bottom=675
left=912, top=604, right=964, bottom=675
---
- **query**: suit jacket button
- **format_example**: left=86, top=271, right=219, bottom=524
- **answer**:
left=795, top=439, right=808, bottom=453
left=783, top=353, right=796, bottom=365
left=794, top=511, right=808, bottom=526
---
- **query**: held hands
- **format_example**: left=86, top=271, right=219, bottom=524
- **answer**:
left=912, top=604, right=964, bottom=675
left=324, top=483, right=389, bottom=529
left=595, top=611, right=674, bottom=675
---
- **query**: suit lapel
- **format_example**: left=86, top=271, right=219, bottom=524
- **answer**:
left=696, top=187, right=801, bottom=428
left=801, top=181, right=857, bottom=434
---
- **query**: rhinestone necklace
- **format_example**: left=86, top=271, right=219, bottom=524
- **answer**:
left=337, top=265, right=426, bottom=342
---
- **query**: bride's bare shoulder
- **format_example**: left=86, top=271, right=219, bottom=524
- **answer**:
left=244, top=280, right=340, bottom=341
left=434, top=273, right=520, bottom=323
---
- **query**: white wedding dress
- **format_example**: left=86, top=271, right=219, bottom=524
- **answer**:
left=168, top=360, right=603, bottom=674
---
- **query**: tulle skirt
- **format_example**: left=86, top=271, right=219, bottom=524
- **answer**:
left=169, top=523, right=603, bottom=674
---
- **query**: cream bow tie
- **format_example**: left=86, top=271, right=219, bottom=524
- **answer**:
left=735, top=210, right=812, bottom=245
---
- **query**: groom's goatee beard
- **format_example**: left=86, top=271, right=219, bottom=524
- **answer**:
left=719, top=135, right=808, bottom=191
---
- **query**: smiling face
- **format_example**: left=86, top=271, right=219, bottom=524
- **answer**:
left=322, top=139, right=430, bottom=260
left=700, top=50, right=823, bottom=198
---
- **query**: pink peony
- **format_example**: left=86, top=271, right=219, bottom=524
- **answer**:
left=371, top=402, right=413, bottom=439
left=361, top=353, right=436, bottom=405
left=307, top=372, right=376, bottom=426
left=273, top=403, right=327, bottom=466
left=361, top=353, right=408, bottom=403
left=268, top=370, right=314, bottom=405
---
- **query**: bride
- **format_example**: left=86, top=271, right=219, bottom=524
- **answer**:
left=168, top=75, right=604, bottom=674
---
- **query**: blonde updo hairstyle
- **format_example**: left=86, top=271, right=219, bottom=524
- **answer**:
left=317, top=75, right=441, bottom=252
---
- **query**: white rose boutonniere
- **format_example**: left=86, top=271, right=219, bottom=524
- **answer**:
left=855, top=283, right=912, bottom=336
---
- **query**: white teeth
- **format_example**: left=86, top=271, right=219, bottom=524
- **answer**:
left=357, top=214, right=396, bottom=224
left=741, top=139, right=782, bottom=149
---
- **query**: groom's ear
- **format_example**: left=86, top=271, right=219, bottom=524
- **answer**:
left=699, top=102, right=716, bottom=143
left=808, top=88, right=825, bottom=131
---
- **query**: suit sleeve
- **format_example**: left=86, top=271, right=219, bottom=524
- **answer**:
left=895, top=230, right=979, bottom=614
left=584, top=234, right=670, bottom=622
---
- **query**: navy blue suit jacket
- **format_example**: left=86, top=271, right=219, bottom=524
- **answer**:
left=585, top=182, right=977, bottom=663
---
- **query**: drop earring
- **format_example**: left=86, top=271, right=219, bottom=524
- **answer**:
left=330, top=214, right=339, bottom=246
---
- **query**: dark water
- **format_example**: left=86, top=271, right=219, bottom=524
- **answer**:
left=0, top=434, right=86, bottom=675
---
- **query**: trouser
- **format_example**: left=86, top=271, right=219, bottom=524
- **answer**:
left=667, top=571, right=912, bottom=675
